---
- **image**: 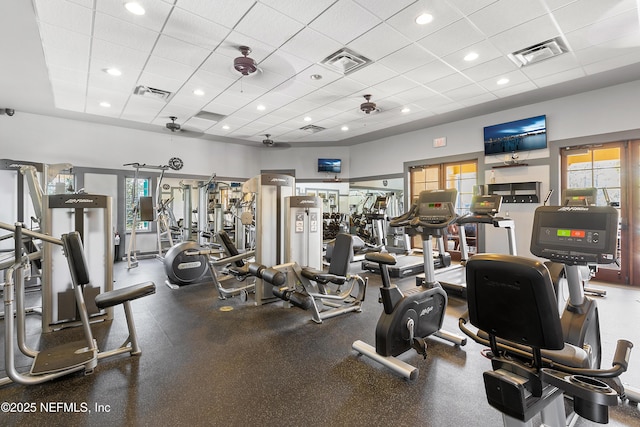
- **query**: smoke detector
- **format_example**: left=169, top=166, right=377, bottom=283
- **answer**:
left=234, top=46, right=258, bottom=76
left=360, top=94, right=378, bottom=114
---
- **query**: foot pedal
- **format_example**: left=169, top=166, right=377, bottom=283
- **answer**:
left=413, top=337, right=428, bottom=359
left=31, top=340, right=96, bottom=375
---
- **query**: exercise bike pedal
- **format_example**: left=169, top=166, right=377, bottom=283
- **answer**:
left=412, top=337, right=428, bottom=359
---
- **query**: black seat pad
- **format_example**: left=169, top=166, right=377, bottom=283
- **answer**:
left=95, top=282, right=156, bottom=309
left=301, top=267, right=345, bottom=285
left=364, top=252, right=396, bottom=265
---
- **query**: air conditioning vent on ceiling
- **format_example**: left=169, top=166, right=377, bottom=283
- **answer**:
left=300, top=124, right=326, bottom=133
left=133, top=85, right=172, bottom=101
left=320, top=48, right=371, bottom=75
left=194, top=110, right=226, bottom=123
left=508, top=37, right=569, bottom=67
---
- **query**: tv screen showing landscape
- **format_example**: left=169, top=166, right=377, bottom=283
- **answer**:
left=484, top=115, right=547, bottom=155
left=318, top=158, right=341, bottom=173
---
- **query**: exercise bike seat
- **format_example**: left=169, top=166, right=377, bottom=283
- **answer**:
left=95, top=282, right=156, bottom=309
left=301, top=267, right=345, bottom=285
left=364, top=252, right=396, bottom=266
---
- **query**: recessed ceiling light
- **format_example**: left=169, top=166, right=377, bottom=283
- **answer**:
left=310, top=74, right=323, bottom=80
left=193, top=89, right=205, bottom=96
left=104, top=67, right=122, bottom=76
left=222, top=125, right=230, bottom=130
left=415, top=13, right=433, bottom=25
left=341, top=125, right=349, bottom=131
left=464, top=52, right=479, bottom=61
left=257, top=104, right=266, bottom=111
left=124, top=2, right=145, bottom=15
left=497, top=78, right=510, bottom=85
left=304, top=116, right=312, bottom=122
left=401, top=107, right=411, bottom=113
left=99, top=101, right=111, bottom=108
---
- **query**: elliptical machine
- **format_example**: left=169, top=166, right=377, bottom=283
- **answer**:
left=352, top=190, right=467, bottom=379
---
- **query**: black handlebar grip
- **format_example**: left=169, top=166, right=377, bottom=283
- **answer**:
left=247, top=262, right=265, bottom=277
left=612, top=339, right=633, bottom=371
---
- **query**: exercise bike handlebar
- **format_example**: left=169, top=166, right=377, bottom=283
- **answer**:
left=458, top=316, right=632, bottom=379
left=388, top=202, right=417, bottom=228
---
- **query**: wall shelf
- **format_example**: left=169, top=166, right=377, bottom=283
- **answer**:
left=487, top=181, right=541, bottom=203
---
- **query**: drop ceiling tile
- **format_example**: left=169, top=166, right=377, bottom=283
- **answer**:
left=543, top=0, right=578, bottom=10
left=386, top=1, right=464, bottom=42
left=96, top=0, right=173, bottom=32
left=175, top=0, right=255, bottom=28
left=309, top=0, right=381, bottom=45
left=47, top=65, right=87, bottom=85
left=234, top=3, right=305, bottom=48
left=393, top=86, right=440, bottom=103
left=34, top=0, right=92, bottom=35
left=353, top=0, right=416, bottom=20
left=137, top=70, right=185, bottom=93
left=431, top=101, right=464, bottom=114
left=293, top=64, right=343, bottom=87
left=51, top=81, right=86, bottom=111
left=566, top=9, right=640, bottom=50
left=157, top=104, right=201, bottom=122
left=256, top=91, right=298, bottom=110
left=478, top=70, right=530, bottom=91
left=200, top=52, right=242, bottom=79
left=320, top=77, right=368, bottom=97
left=202, top=101, right=238, bottom=116
left=144, top=56, right=194, bottom=83
left=462, top=56, right=518, bottom=81
left=347, top=23, right=411, bottom=61
left=346, top=62, right=397, bottom=87
left=85, top=87, right=128, bottom=112
left=490, top=80, right=538, bottom=98
left=244, top=69, right=290, bottom=91
left=520, top=53, right=581, bottom=79
left=272, top=79, right=318, bottom=98
left=299, top=89, right=343, bottom=106
left=417, top=18, right=485, bottom=57
left=279, top=99, right=320, bottom=115
left=67, top=0, right=93, bottom=7
left=377, top=44, right=438, bottom=74
left=216, top=31, right=278, bottom=63
left=280, top=27, right=344, bottom=63
left=425, top=72, right=472, bottom=93
left=443, top=83, right=487, bottom=101
left=532, top=67, right=586, bottom=87
left=488, top=15, right=561, bottom=55
left=552, top=0, right=637, bottom=33
left=163, top=8, right=230, bottom=50
left=260, top=51, right=313, bottom=78
left=445, top=0, right=499, bottom=15
left=38, top=22, right=91, bottom=54
left=88, top=59, right=139, bottom=93
left=368, top=76, right=421, bottom=98
left=43, top=46, right=90, bottom=72
left=93, top=13, right=159, bottom=52
left=120, top=96, right=166, bottom=122
left=441, top=40, right=503, bottom=71
left=583, top=50, right=640, bottom=75
left=259, top=0, right=335, bottom=24
left=467, top=0, right=547, bottom=37
left=187, top=69, right=236, bottom=94
left=456, top=92, right=497, bottom=107
left=152, top=35, right=210, bottom=68
left=91, top=38, right=149, bottom=71
left=404, top=60, right=455, bottom=84
left=182, top=117, right=217, bottom=131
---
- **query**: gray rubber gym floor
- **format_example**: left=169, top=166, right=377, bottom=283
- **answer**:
left=1, top=259, right=639, bottom=426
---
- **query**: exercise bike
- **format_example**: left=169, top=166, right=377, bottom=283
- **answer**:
left=352, top=190, right=467, bottom=379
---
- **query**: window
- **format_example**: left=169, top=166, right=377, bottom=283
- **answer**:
left=125, top=177, right=151, bottom=231
left=46, top=172, right=75, bottom=194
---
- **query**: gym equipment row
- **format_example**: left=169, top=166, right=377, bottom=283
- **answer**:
left=0, top=221, right=155, bottom=387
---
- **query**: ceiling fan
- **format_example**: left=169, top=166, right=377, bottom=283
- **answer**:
left=164, top=116, right=204, bottom=138
left=360, top=94, right=379, bottom=114
left=261, top=134, right=290, bottom=148
left=234, top=46, right=258, bottom=76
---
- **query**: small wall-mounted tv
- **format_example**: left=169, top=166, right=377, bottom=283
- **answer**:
left=318, top=158, right=341, bottom=173
left=484, top=115, right=547, bottom=155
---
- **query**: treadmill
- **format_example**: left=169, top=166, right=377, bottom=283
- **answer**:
left=361, top=189, right=455, bottom=278
left=420, top=194, right=516, bottom=297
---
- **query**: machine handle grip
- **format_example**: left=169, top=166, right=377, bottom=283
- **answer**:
left=612, top=339, right=633, bottom=372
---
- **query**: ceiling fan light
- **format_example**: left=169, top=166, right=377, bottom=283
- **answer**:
left=415, top=13, right=433, bottom=25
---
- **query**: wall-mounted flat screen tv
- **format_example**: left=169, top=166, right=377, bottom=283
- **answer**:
left=318, top=158, right=341, bottom=173
left=484, top=115, right=547, bottom=155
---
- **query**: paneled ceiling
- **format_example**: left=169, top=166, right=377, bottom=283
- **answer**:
left=4, top=0, right=640, bottom=147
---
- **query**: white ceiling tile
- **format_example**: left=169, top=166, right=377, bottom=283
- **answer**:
left=88, top=59, right=139, bottom=93
left=520, top=53, right=581, bottom=79
left=444, top=83, right=487, bottom=101
left=321, top=78, right=368, bottom=97
left=96, top=0, right=173, bottom=32
left=391, top=86, right=439, bottom=103
left=532, top=67, right=586, bottom=87
left=175, top=0, right=255, bottom=28
left=347, top=24, right=411, bottom=61
left=368, top=76, right=420, bottom=98
left=583, top=51, right=640, bottom=75
left=346, top=62, right=397, bottom=86
left=259, top=0, right=336, bottom=24
left=216, top=31, right=278, bottom=63
left=67, top=0, right=93, bottom=7
left=441, top=40, right=503, bottom=71
left=468, top=0, right=547, bottom=37
left=543, top=0, right=578, bottom=10
left=86, top=86, right=128, bottom=111
left=256, top=91, right=297, bottom=110
left=425, top=72, right=473, bottom=93
left=462, top=56, right=518, bottom=81
left=552, top=0, right=638, bottom=33
left=488, top=15, right=561, bottom=55
left=163, top=8, right=230, bottom=50
left=570, top=9, right=640, bottom=49
left=200, top=52, right=242, bottom=79
left=456, top=92, right=497, bottom=107
left=280, top=27, right=344, bottom=63
left=234, top=3, right=305, bottom=48
left=294, top=64, right=343, bottom=87
left=431, top=101, right=464, bottom=114
left=386, top=0, right=464, bottom=42
left=152, top=35, right=210, bottom=68
left=404, top=60, right=455, bottom=84
left=309, top=0, right=381, bottom=45
left=202, top=101, right=239, bottom=116
left=187, top=69, right=236, bottom=94
left=43, top=45, right=90, bottom=72
left=164, top=88, right=209, bottom=111
left=377, top=44, right=438, bottom=74
left=445, top=0, right=499, bottom=15
left=157, top=104, right=201, bottom=122
left=120, top=96, right=166, bottom=122
left=352, top=0, right=416, bottom=20
left=91, top=38, right=149, bottom=71
left=260, top=51, right=313, bottom=78
left=490, top=80, right=538, bottom=98
left=478, top=70, right=530, bottom=91
left=38, top=22, right=91, bottom=54
left=137, top=70, right=185, bottom=93
left=93, top=13, right=159, bottom=52
left=144, top=56, right=194, bottom=83
left=272, top=79, right=318, bottom=98
left=47, top=65, right=86, bottom=85
left=182, top=117, right=216, bottom=131
left=35, top=0, right=92, bottom=35
left=243, top=69, right=290, bottom=91
left=51, top=81, right=86, bottom=111
left=417, top=18, right=485, bottom=57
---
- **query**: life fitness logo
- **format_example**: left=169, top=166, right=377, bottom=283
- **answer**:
left=299, top=199, right=316, bottom=204
left=558, top=207, right=589, bottom=212
left=64, top=198, right=95, bottom=204
left=270, top=178, right=288, bottom=183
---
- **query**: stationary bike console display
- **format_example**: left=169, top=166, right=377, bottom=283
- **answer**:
left=469, top=194, right=502, bottom=215
left=416, top=202, right=456, bottom=225
left=530, top=206, right=618, bottom=265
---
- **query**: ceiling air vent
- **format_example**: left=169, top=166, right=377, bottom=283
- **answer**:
left=194, top=111, right=226, bottom=123
left=133, top=85, right=172, bottom=101
left=320, top=48, right=371, bottom=75
left=508, top=37, right=569, bottom=67
left=300, top=124, right=326, bottom=133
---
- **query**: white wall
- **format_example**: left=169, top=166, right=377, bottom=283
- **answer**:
left=259, top=145, right=351, bottom=180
